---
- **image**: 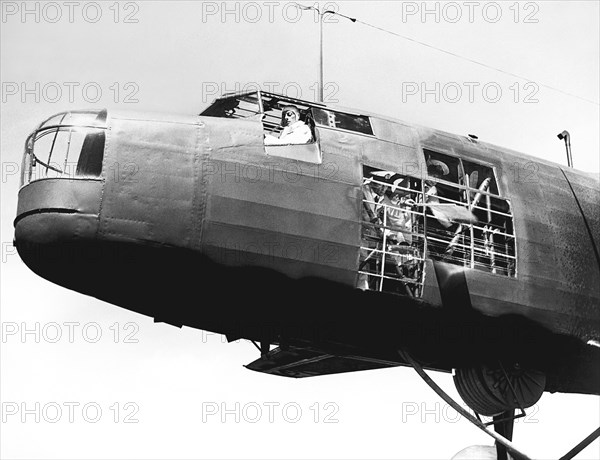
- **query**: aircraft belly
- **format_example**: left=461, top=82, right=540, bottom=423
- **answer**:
left=202, top=221, right=357, bottom=285
left=465, top=271, right=600, bottom=341
left=15, top=213, right=99, bottom=247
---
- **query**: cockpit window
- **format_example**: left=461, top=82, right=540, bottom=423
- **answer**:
left=260, top=94, right=315, bottom=143
left=21, top=110, right=107, bottom=187
left=200, top=92, right=261, bottom=119
left=200, top=91, right=321, bottom=161
left=312, top=108, right=373, bottom=135
left=262, top=98, right=321, bottom=163
left=201, top=91, right=373, bottom=138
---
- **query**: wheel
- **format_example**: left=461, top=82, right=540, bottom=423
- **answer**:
left=455, top=366, right=505, bottom=416
left=454, top=361, right=546, bottom=416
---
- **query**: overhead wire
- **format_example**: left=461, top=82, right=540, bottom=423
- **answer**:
left=304, top=6, right=599, bottom=106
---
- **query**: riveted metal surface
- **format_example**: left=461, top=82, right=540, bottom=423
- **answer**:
left=17, top=179, right=103, bottom=217
left=97, top=111, right=205, bottom=247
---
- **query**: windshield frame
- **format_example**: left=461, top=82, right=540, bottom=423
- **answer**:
left=201, top=90, right=376, bottom=138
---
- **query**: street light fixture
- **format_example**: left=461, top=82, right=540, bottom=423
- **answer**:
left=294, top=4, right=356, bottom=103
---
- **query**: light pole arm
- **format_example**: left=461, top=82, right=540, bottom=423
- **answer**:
left=319, top=13, right=324, bottom=102
left=294, top=4, right=356, bottom=103
left=557, top=130, right=573, bottom=168
left=318, top=10, right=356, bottom=103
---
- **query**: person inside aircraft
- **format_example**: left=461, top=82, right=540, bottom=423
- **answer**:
left=362, top=176, right=384, bottom=228
left=424, top=158, right=453, bottom=229
left=380, top=180, right=420, bottom=291
left=380, top=179, right=415, bottom=245
left=264, top=105, right=313, bottom=145
left=358, top=175, right=385, bottom=290
left=424, top=157, right=481, bottom=261
left=425, top=158, right=450, bottom=195
left=359, top=168, right=429, bottom=295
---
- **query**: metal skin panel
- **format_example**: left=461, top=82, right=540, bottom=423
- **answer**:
left=97, top=112, right=202, bottom=247
left=203, top=124, right=362, bottom=286
left=17, top=178, right=102, bottom=217
left=537, top=164, right=598, bottom=295
left=207, top=195, right=357, bottom=249
left=15, top=179, right=102, bottom=244
left=421, top=260, right=443, bottom=307
left=505, top=159, right=599, bottom=339
left=562, top=169, right=600, bottom=260
left=370, top=118, right=417, bottom=148
left=359, top=129, right=421, bottom=176
left=202, top=224, right=354, bottom=284
left=14, top=213, right=99, bottom=245
left=488, top=155, right=600, bottom=340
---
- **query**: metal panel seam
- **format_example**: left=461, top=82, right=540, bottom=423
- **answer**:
left=191, top=119, right=208, bottom=250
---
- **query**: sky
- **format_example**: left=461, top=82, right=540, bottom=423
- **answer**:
left=1, top=1, right=599, bottom=459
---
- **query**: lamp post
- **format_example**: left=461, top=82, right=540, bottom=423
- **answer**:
left=557, top=130, right=573, bottom=168
left=295, top=4, right=356, bottom=103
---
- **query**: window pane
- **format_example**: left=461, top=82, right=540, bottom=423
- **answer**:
left=200, top=93, right=261, bottom=119
left=462, top=160, right=499, bottom=196
left=22, top=110, right=106, bottom=186
left=424, top=150, right=461, bottom=185
left=313, top=108, right=373, bottom=135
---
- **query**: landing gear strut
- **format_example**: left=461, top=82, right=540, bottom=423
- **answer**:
left=398, top=349, right=533, bottom=459
left=453, top=360, right=546, bottom=458
left=399, top=349, right=600, bottom=459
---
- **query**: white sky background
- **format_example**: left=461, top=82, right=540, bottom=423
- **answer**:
left=1, top=1, right=599, bottom=459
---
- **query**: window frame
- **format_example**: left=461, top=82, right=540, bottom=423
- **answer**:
left=311, top=107, right=375, bottom=137
left=200, top=90, right=376, bottom=138
left=421, top=148, right=516, bottom=277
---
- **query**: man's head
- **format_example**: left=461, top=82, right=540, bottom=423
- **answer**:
left=426, top=159, right=449, bottom=177
left=426, top=159, right=449, bottom=186
left=281, top=105, right=300, bottom=126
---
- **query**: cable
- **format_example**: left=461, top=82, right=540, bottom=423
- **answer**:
left=351, top=18, right=599, bottom=106
left=398, top=349, right=533, bottom=460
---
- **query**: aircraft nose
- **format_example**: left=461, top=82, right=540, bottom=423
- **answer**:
left=14, top=109, right=107, bottom=249
left=13, top=178, right=103, bottom=283
left=14, top=179, right=102, bottom=245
